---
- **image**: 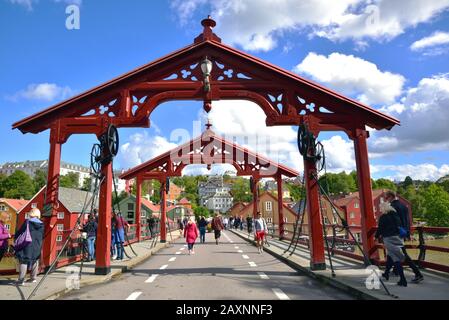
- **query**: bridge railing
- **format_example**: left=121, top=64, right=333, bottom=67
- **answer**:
left=265, top=222, right=449, bottom=274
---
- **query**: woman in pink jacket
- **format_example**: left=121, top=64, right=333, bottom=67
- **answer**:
left=183, top=216, right=199, bottom=255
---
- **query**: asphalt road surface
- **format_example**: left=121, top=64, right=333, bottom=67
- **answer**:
left=60, top=230, right=353, bottom=300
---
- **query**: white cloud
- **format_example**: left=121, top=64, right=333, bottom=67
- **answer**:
left=7, top=83, right=74, bottom=102
left=370, top=74, right=449, bottom=155
left=182, top=164, right=236, bottom=176
left=118, top=132, right=178, bottom=169
left=372, top=163, right=449, bottom=181
left=294, top=52, right=405, bottom=105
left=207, top=100, right=303, bottom=174
left=320, top=135, right=356, bottom=173
left=9, top=0, right=82, bottom=10
left=411, top=31, right=449, bottom=50
left=170, top=0, right=449, bottom=51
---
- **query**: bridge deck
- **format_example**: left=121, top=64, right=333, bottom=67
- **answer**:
left=230, top=229, right=449, bottom=300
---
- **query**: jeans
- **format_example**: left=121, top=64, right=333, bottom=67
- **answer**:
left=18, top=260, right=39, bottom=281
left=199, top=227, right=206, bottom=243
left=115, top=228, right=125, bottom=260
left=187, top=243, right=195, bottom=250
left=87, top=237, right=96, bottom=260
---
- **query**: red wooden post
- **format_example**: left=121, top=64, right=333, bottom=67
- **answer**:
left=252, top=177, right=260, bottom=219
left=160, top=180, right=167, bottom=243
left=353, top=128, right=379, bottom=262
left=42, top=127, right=61, bottom=271
left=277, top=174, right=285, bottom=239
left=135, top=176, right=142, bottom=242
left=304, top=158, right=326, bottom=270
left=95, top=160, right=112, bottom=275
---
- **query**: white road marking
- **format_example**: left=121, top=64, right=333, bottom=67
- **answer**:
left=175, top=252, right=181, bottom=255
left=169, top=257, right=176, bottom=262
left=248, top=261, right=257, bottom=267
left=160, top=264, right=168, bottom=270
left=258, top=272, right=269, bottom=280
left=272, top=288, right=290, bottom=300
left=183, top=244, right=187, bottom=247
left=237, top=250, right=243, bottom=253
left=145, top=274, right=158, bottom=283
left=180, top=248, right=185, bottom=251
left=234, top=246, right=239, bottom=249
left=222, top=232, right=234, bottom=243
left=242, top=255, right=249, bottom=259
left=126, top=291, right=142, bottom=300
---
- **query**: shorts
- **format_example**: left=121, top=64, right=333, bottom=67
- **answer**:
left=255, top=231, right=265, bottom=241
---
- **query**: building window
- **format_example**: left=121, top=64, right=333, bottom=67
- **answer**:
left=267, top=217, right=273, bottom=223
left=265, top=201, right=272, bottom=211
left=283, top=217, right=288, bottom=223
left=350, top=212, right=355, bottom=219
left=4, top=224, right=10, bottom=231
left=57, top=212, right=65, bottom=219
left=128, top=203, right=134, bottom=211
left=57, top=235, right=63, bottom=242
left=0, top=205, right=5, bottom=211
left=354, top=202, right=359, bottom=208
left=31, top=203, right=37, bottom=209
left=127, top=212, right=134, bottom=220
left=57, top=224, right=64, bottom=232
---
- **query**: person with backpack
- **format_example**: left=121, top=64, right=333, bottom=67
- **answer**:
left=254, top=212, right=268, bottom=253
left=184, top=216, right=199, bottom=255
left=0, top=212, right=12, bottom=264
left=14, top=208, right=44, bottom=286
left=82, top=214, right=97, bottom=262
left=375, top=202, right=407, bottom=287
left=211, top=212, right=224, bottom=245
left=385, top=191, right=424, bottom=283
left=198, top=216, right=208, bottom=244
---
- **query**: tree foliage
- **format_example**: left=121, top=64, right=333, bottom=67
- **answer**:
left=59, top=172, right=80, bottom=189
left=33, top=169, right=47, bottom=193
left=1, top=170, right=35, bottom=199
left=230, top=177, right=252, bottom=203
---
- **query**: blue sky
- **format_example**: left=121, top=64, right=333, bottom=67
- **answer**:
left=1, top=0, right=449, bottom=181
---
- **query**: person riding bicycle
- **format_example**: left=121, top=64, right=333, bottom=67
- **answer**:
left=254, top=212, right=268, bottom=254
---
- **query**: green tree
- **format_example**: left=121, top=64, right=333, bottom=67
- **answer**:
left=285, top=182, right=305, bottom=201
left=2, top=170, right=35, bottom=199
left=319, top=172, right=357, bottom=195
left=230, top=177, right=252, bottom=203
left=112, top=190, right=128, bottom=207
left=403, top=176, right=414, bottom=188
left=59, top=172, right=80, bottom=189
left=0, top=173, right=7, bottom=197
left=33, top=170, right=47, bottom=193
left=374, top=178, right=397, bottom=191
left=421, top=184, right=449, bottom=227
left=194, top=206, right=211, bottom=221
left=437, top=179, right=449, bottom=194
left=150, top=180, right=161, bottom=204
left=81, top=176, right=92, bottom=191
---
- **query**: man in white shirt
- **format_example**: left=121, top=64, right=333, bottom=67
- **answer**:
left=254, top=212, right=268, bottom=253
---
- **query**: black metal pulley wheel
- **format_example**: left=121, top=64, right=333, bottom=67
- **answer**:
left=314, top=141, right=326, bottom=172
left=106, top=124, right=119, bottom=157
left=297, top=124, right=308, bottom=156
left=90, top=143, right=102, bottom=174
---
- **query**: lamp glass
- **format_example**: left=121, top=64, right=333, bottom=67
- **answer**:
left=201, top=57, right=213, bottom=76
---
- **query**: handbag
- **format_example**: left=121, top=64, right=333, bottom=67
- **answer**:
left=14, top=221, right=32, bottom=251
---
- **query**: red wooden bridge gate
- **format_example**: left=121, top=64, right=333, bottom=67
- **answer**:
left=12, top=17, right=399, bottom=275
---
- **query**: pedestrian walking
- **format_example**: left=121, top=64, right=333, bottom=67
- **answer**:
left=229, top=216, right=234, bottom=229
left=385, top=191, right=424, bottom=283
left=375, top=202, right=407, bottom=287
left=111, top=215, right=117, bottom=260
left=113, top=212, right=129, bottom=260
left=178, top=218, right=184, bottom=236
left=246, top=215, right=253, bottom=236
left=254, top=212, right=268, bottom=253
left=233, top=216, right=240, bottom=229
left=198, top=216, right=208, bottom=244
left=0, top=212, right=12, bottom=264
left=239, top=215, right=244, bottom=231
left=211, top=212, right=224, bottom=245
left=223, top=216, right=228, bottom=230
left=82, top=214, right=97, bottom=262
left=184, top=216, right=199, bottom=254
left=14, top=208, right=44, bottom=286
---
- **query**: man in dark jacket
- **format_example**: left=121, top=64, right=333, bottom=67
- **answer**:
left=385, top=191, right=424, bottom=283
left=15, top=208, right=44, bottom=286
left=211, top=213, right=224, bottom=245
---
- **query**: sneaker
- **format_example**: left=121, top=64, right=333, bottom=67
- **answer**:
left=411, top=275, right=424, bottom=284
left=191, top=250, right=195, bottom=255
left=26, top=279, right=37, bottom=284
left=16, top=280, right=26, bottom=286
left=112, top=255, right=117, bottom=260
